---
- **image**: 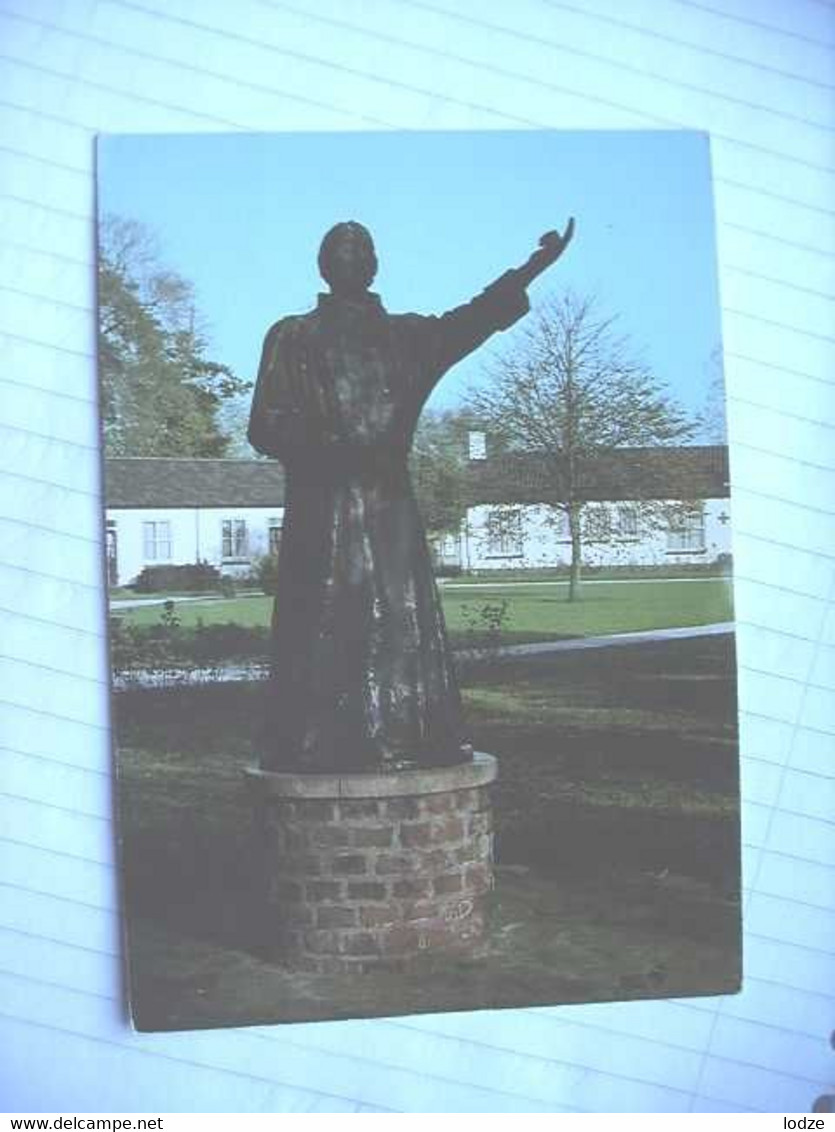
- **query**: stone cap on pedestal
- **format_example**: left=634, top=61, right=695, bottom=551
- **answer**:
left=245, top=751, right=497, bottom=799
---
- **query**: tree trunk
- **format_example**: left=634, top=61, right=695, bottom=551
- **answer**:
left=568, top=502, right=582, bottom=602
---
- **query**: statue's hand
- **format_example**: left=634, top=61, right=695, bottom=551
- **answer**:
left=508, top=218, right=576, bottom=288
left=538, top=218, right=575, bottom=265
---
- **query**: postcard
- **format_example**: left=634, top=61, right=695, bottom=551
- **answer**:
left=98, top=129, right=739, bottom=1030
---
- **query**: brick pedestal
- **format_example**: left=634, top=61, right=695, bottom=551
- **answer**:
left=245, top=754, right=498, bottom=973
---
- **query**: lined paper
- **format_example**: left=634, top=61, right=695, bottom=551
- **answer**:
left=1, top=0, right=833, bottom=1113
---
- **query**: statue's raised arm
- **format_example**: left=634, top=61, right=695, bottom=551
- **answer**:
left=427, top=217, right=576, bottom=378
left=506, top=218, right=576, bottom=289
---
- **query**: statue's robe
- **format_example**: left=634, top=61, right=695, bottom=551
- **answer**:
left=248, top=275, right=529, bottom=772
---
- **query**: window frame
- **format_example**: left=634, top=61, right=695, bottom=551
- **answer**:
left=142, top=519, right=172, bottom=562
left=221, top=518, right=249, bottom=561
left=666, top=507, right=706, bottom=554
left=484, top=506, right=524, bottom=559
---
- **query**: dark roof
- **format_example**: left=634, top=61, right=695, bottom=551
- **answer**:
left=106, top=458, right=285, bottom=508
left=465, top=446, right=730, bottom=504
left=106, top=446, right=729, bottom=509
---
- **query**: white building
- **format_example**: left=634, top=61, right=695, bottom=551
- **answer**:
left=105, top=458, right=285, bottom=586
left=460, top=444, right=731, bottom=571
left=105, top=446, right=731, bottom=586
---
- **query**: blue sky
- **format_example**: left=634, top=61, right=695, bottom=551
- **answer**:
left=98, top=129, right=725, bottom=422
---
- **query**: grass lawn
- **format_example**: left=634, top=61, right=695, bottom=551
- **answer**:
left=114, top=577, right=733, bottom=644
left=116, top=634, right=740, bottom=1030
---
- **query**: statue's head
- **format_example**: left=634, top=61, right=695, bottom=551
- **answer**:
left=318, top=221, right=378, bottom=297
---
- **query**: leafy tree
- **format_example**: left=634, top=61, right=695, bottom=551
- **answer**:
left=409, top=408, right=472, bottom=537
left=98, top=215, right=249, bottom=456
left=467, top=292, right=697, bottom=600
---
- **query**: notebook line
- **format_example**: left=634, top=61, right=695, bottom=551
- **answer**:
left=116, top=0, right=835, bottom=137
left=672, top=0, right=835, bottom=48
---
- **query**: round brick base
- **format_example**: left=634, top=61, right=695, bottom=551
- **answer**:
left=245, top=754, right=498, bottom=973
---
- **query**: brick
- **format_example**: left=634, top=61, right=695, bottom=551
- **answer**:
left=379, top=924, right=421, bottom=955
left=399, top=821, right=434, bottom=848
left=391, top=877, right=432, bottom=900
left=341, top=931, right=381, bottom=956
left=305, top=880, right=343, bottom=901
left=420, top=793, right=455, bottom=815
left=280, top=903, right=317, bottom=928
left=453, top=787, right=485, bottom=812
left=434, top=815, right=465, bottom=842
left=399, top=899, right=438, bottom=921
left=303, top=954, right=372, bottom=975
left=302, top=824, right=352, bottom=849
left=382, top=797, right=420, bottom=820
left=412, top=920, right=455, bottom=952
left=317, top=904, right=358, bottom=929
left=440, top=896, right=475, bottom=924
left=416, top=848, right=454, bottom=874
left=340, top=799, right=380, bottom=820
left=451, top=911, right=485, bottom=944
left=256, top=777, right=494, bottom=970
left=463, top=863, right=493, bottom=895
left=346, top=880, right=387, bottom=900
left=277, top=825, right=308, bottom=853
left=359, top=905, right=396, bottom=928
left=351, top=825, right=394, bottom=849
left=452, top=841, right=482, bottom=866
left=360, top=955, right=411, bottom=974
left=375, top=852, right=416, bottom=875
left=303, top=928, right=342, bottom=954
left=297, top=954, right=343, bottom=975
left=331, top=854, right=368, bottom=876
left=433, top=871, right=464, bottom=896
left=296, top=800, right=337, bottom=822
left=467, top=811, right=493, bottom=837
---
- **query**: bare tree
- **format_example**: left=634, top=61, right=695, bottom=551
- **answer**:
left=467, top=292, right=697, bottom=600
left=698, top=346, right=728, bottom=444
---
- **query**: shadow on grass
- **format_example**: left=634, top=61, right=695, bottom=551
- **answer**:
left=115, top=635, right=741, bottom=1030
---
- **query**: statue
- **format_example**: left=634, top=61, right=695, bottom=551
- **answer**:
left=248, top=219, right=575, bottom=773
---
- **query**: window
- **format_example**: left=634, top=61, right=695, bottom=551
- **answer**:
left=222, top=519, right=249, bottom=559
left=667, top=509, right=706, bottom=553
left=615, top=505, right=639, bottom=540
left=468, top=431, right=487, bottom=460
left=485, top=507, right=523, bottom=557
left=142, top=520, right=171, bottom=561
left=547, top=508, right=570, bottom=541
left=583, top=506, right=611, bottom=542
left=106, top=520, right=118, bottom=586
left=268, top=517, right=281, bottom=556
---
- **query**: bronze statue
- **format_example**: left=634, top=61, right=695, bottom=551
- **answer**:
left=248, top=219, right=574, bottom=772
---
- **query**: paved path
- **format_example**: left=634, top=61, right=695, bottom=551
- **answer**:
left=110, top=592, right=261, bottom=610
left=113, top=621, right=734, bottom=690
left=439, top=577, right=726, bottom=589
left=111, top=594, right=222, bottom=610
left=456, top=620, right=734, bottom=663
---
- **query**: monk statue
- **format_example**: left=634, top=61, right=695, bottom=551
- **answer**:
left=248, top=218, right=575, bottom=773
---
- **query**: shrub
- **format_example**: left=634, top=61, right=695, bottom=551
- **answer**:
left=460, top=598, right=510, bottom=656
left=133, top=561, right=223, bottom=594
left=110, top=608, right=271, bottom=686
left=218, top=576, right=236, bottom=598
left=254, top=552, right=280, bottom=596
